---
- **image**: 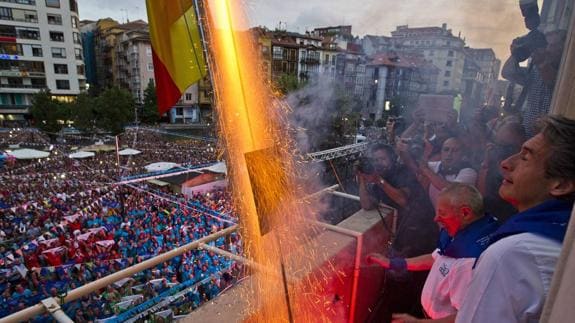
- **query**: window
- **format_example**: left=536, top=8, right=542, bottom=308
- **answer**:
left=53, top=63, right=67, bottom=74
left=261, top=45, right=269, bottom=56
left=446, top=60, right=452, bottom=67
left=72, top=32, right=80, bottom=44
left=71, top=16, right=78, bottom=29
left=31, top=44, right=42, bottom=56
left=448, top=50, right=454, bottom=57
left=69, top=0, right=77, bottom=12
left=47, top=13, right=62, bottom=25
left=272, top=46, right=283, bottom=60
left=0, top=42, right=21, bottom=55
left=146, top=46, right=152, bottom=56
left=51, top=47, right=65, bottom=58
left=45, top=0, right=59, bottom=8
left=176, top=107, right=183, bottom=115
left=55, top=79, right=69, bottom=89
left=74, top=48, right=81, bottom=59
left=147, top=62, right=153, bottom=71
left=16, top=27, right=40, bottom=40
left=0, top=7, right=11, bottom=20
left=443, top=80, right=450, bottom=87
left=76, top=64, right=84, bottom=75
left=49, top=31, right=64, bottom=42
left=31, top=78, right=46, bottom=89
left=444, top=70, right=451, bottom=77
left=185, top=93, right=192, bottom=101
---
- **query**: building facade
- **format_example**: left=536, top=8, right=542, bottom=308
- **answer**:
left=390, top=23, right=466, bottom=94
left=0, top=0, right=85, bottom=124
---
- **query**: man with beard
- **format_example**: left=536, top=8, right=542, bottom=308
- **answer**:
left=358, top=143, right=438, bottom=322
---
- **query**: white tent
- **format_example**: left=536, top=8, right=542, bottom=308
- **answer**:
left=202, top=162, right=227, bottom=175
left=81, top=144, right=116, bottom=152
left=144, top=162, right=180, bottom=172
left=68, top=151, right=95, bottom=159
left=9, top=148, right=50, bottom=160
left=118, top=148, right=142, bottom=156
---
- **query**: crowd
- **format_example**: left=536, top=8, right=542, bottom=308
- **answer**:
left=0, top=185, right=242, bottom=320
left=0, top=126, right=243, bottom=321
left=357, top=6, right=573, bottom=321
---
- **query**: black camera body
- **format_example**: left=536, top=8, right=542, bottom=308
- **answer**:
left=512, top=30, right=547, bottom=62
left=512, top=0, right=546, bottom=62
left=402, top=135, right=425, bottom=160
left=356, top=157, right=376, bottom=175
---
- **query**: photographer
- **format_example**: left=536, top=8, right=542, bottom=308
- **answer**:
left=358, top=143, right=410, bottom=211
left=358, top=143, right=438, bottom=322
left=501, top=0, right=566, bottom=138
left=398, top=137, right=477, bottom=209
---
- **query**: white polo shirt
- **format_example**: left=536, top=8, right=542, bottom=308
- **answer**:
left=456, top=233, right=562, bottom=323
left=427, top=161, right=477, bottom=208
left=421, top=249, right=475, bottom=319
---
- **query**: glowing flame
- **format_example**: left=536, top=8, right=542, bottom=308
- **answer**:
left=205, top=0, right=333, bottom=322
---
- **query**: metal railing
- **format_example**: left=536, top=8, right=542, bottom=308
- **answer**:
left=0, top=225, right=239, bottom=323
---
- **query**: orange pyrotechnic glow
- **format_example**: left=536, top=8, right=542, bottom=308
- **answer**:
left=202, top=0, right=337, bottom=322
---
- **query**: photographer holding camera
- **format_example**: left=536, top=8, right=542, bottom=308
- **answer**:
left=501, top=0, right=566, bottom=138
left=358, top=143, right=438, bottom=322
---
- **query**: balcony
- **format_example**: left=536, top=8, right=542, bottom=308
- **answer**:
left=300, top=57, right=320, bottom=65
left=0, top=0, right=36, bottom=4
left=0, top=83, right=45, bottom=89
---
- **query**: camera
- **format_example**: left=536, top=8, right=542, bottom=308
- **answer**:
left=512, top=0, right=546, bottom=62
left=402, top=135, right=425, bottom=160
left=512, top=30, right=547, bottom=62
left=356, top=157, right=376, bottom=175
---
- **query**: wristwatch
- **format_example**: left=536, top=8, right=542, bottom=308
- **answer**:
left=379, top=178, right=386, bottom=186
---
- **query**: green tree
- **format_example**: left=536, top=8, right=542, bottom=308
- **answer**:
left=29, top=90, right=67, bottom=134
left=140, top=81, right=160, bottom=124
left=94, top=87, right=135, bottom=135
left=276, top=74, right=304, bottom=95
left=71, top=92, right=96, bottom=133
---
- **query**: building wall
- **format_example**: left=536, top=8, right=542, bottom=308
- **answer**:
left=390, top=24, right=466, bottom=94
left=0, top=0, right=85, bottom=117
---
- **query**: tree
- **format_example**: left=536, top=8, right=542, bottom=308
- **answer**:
left=94, top=87, right=135, bottom=135
left=276, top=74, right=304, bottom=95
left=71, top=92, right=96, bottom=133
left=140, top=81, right=160, bottom=124
left=29, top=90, right=67, bottom=134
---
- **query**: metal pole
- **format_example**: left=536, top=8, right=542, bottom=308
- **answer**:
left=308, top=220, right=362, bottom=323
left=0, top=225, right=238, bottom=323
left=40, top=298, right=74, bottom=323
left=198, top=242, right=266, bottom=272
left=327, top=190, right=360, bottom=201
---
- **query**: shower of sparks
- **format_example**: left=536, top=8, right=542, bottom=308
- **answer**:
left=202, top=0, right=358, bottom=321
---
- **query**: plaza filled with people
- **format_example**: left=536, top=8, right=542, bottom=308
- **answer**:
left=0, top=127, right=243, bottom=321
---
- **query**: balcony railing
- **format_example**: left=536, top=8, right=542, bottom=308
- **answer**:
left=0, top=83, right=45, bottom=89
left=0, top=0, right=36, bottom=5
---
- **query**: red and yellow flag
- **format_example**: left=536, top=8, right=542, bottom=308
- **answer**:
left=146, top=0, right=207, bottom=114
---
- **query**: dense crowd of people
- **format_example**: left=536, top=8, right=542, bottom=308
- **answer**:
left=0, top=127, right=243, bottom=320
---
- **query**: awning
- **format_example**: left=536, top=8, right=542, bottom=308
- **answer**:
left=118, top=148, right=142, bottom=156
left=8, top=148, right=50, bottom=160
left=146, top=179, right=170, bottom=187
left=68, top=151, right=95, bottom=159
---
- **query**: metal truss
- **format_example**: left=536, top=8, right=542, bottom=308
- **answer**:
left=306, top=142, right=367, bottom=162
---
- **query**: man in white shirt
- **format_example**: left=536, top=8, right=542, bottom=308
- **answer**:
left=368, top=183, right=499, bottom=322
left=456, top=115, right=575, bottom=323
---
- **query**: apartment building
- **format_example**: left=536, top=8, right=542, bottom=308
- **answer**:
left=390, top=23, right=466, bottom=94
left=0, top=0, right=85, bottom=124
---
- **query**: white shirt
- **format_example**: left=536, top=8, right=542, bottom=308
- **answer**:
left=421, top=249, right=475, bottom=319
left=428, top=161, right=477, bottom=208
left=456, top=233, right=562, bottom=323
